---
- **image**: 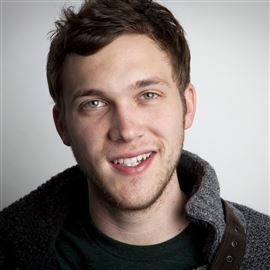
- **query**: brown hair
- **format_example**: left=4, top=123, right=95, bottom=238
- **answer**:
left=47, top=0, right=190, bottom=110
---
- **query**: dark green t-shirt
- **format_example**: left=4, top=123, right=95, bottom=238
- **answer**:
left=55, top=208, right=205, bottom=270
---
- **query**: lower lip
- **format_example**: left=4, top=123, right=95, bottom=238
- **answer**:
left=110, top=153, right=155, bottom=176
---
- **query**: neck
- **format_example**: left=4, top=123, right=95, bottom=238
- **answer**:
left=88, top=172, right=189, bottom=245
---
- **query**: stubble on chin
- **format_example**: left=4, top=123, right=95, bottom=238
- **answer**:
left=73, top=146, right=182, bottom=213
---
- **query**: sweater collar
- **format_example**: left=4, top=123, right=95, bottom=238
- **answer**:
left=178, top=150, right=225, bottom=261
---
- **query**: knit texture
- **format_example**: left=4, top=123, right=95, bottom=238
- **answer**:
left=179, top=151, right=226, bottom=261
left=232, top=202, right=270, bottom=269
left=0, top=150, right=269, bottom=269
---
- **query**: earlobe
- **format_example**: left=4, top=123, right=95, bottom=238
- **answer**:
left=184, top=83, right=196, bottom=130
left=52, top=105, right=71, bottom=146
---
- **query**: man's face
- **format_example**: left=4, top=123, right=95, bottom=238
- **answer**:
left=54, top=34, right=195, bottom=211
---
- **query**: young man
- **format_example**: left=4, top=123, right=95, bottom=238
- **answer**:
left=0, top=0, right=269, bottom=269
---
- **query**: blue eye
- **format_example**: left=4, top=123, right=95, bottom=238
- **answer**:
left=142, top=92, right=158, bottom=100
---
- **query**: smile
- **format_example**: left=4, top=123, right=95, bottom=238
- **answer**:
left=112, top=152, right=152, bottom=167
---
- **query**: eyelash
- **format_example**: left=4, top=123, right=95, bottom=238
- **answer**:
left=80, top=91, right=160, bottom=111
left=141, top=92, right=159, bottom=100
left=82, top=100, right=107, bottom=109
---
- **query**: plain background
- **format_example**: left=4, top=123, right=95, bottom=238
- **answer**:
left=1, top=0, right=269, bottom=214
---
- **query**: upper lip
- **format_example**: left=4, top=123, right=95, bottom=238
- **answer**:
left=109, top=150, right=156, bottom=161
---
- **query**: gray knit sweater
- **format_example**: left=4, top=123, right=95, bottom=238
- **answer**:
left=0, top=150, right=269, bottom=269
left=180, top=151, right=270, bottom=269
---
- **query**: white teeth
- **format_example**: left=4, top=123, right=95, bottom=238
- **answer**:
left=123, top=157, right=139, bottom=167
left=119, top=159, right=124, bottom=164
left=113, top=152, right=152, bottom=167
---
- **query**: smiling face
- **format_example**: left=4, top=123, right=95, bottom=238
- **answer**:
left=54, top=34, right=196, bottom=211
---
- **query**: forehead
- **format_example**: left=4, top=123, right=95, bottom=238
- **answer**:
left=61, top=34, right=174, bottom=96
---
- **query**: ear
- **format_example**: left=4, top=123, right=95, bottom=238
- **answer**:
left=183, top=83, right=196, bottom=130
left=52, top=105, right=71, bottom=146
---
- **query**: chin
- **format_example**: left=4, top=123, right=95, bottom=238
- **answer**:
left=89, top=171, right=172, bottom=212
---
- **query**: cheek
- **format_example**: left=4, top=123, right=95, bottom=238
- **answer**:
left=149, top=104, right=184, bottom=136
left=67, top=117, right=107, bottom=150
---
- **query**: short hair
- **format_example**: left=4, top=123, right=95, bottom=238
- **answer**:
left=47, top=0, right=190, bottom=110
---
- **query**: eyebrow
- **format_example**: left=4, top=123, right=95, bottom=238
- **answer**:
left=71, top=77, right=169, bottom=103
left=71, top=89, right=106, bottom=103
left=133, top=77, right=170, bottom=89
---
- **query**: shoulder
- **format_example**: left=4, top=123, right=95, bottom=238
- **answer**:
left=230, top=201, right=270, bottom=233
left=227, top=201, right=270, bottom=269
left=0, top=166, right=82, bottom=217
left=0, top=165, right=85, bottom=242
left=0, top=165, right=86, bottom=269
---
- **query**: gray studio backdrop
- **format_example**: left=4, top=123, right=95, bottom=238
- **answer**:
left=1, top=0, right=269, bottom=214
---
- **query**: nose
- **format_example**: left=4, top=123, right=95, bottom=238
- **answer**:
left=108, top=104, right=144, bottom=143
